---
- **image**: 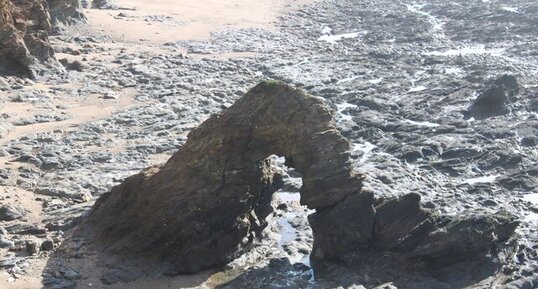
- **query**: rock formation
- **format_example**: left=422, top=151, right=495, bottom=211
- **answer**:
left=47, top=0, right=86, bottom=24
left=82, top=81, right=519, bottom=284
left=0, top=0, right=84, bottom=77
left=0, top=0, right=54, bottom=77
left=466, top=75, right=520, bottom=120
left=91, top=0, right=114, bottom=9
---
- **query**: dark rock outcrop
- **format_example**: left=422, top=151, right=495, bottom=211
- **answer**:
left=59, top=58, right=86, bottom=71
left=466, top=75, right=520, bottom=120
left=0, top=0, right=54, bottom=77
left=81, top=82, right=519, bottom=286
left=91, top=0, right=114, bottom=9
left=0, top=0, right=83, bottom=77
left=47, top=0, right=86, bottom=24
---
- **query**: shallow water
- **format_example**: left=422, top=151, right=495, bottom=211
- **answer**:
left=274, top=191, right=312, bottom=266
left=405, top=3, right=446, bottom=40
left=522, top=193, right=538, bottom=222
left=336, top=102, right=358, bottom=122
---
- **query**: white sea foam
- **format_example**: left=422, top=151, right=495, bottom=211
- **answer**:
left=501, top=6, right=519, bottom=13
left=319, top=31, right=367, bottom=43
left=425, top=45, right=505, bottom=57
left=465, top=175, right=499, bottom=185
left=353, top=142, right=377, bottom=163
left=408, top=85, right=427, bottom=92
left=403, top=119, right=440, bottom=127
left=369, top=77, right=384, bottom=84
left=522, top=193, right=538, bottom=205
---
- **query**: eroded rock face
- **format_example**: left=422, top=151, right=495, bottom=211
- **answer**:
left=83, top=82, right=519, bottom=284
left=0, top=0, right=54, bottom=77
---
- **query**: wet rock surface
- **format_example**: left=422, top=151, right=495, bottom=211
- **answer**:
left=0, top=0, right=536, bottom=288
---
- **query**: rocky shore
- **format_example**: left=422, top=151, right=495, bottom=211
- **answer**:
left=0, top=0, right=537, bottom=288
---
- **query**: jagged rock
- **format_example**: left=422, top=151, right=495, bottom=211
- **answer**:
left=100, top=268, right=137, bottom=285
left=47, top=0, right=85, bottom=24
left=0, top=0, right=54, bottom=77
left=466, top=75, right=520, bottom=120
left=0, top=204, right=25, bottom=221
left=41, top=239, right=55, bottom=251
left=5, top=223, right=47, bottom=235
left=81, top=82, right=519, bottom=285
left=0, top=235, right=14, bottom=248
left=82, top=81, right=361, bottom=274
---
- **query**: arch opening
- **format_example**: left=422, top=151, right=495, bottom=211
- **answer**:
left=269, top=155, right=312, bottom=266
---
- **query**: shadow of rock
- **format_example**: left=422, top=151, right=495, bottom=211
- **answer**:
left=41, top=235, right=214, bottom=288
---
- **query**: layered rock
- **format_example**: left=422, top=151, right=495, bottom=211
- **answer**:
left=0, top=0, right=54, bottom=77
left=82, top=81, right=519, bottom=284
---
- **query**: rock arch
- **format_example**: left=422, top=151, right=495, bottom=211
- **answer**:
left=82, top=81, right=518, bottom=284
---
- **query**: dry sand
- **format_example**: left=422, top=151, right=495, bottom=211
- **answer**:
left=86, top=0, right=310, bottom=43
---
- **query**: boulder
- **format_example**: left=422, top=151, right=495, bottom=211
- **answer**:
left=466, top=75, right=520, bottom=120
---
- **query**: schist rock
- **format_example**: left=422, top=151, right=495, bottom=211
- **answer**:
left=79, top=81, right=519, bottom=286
